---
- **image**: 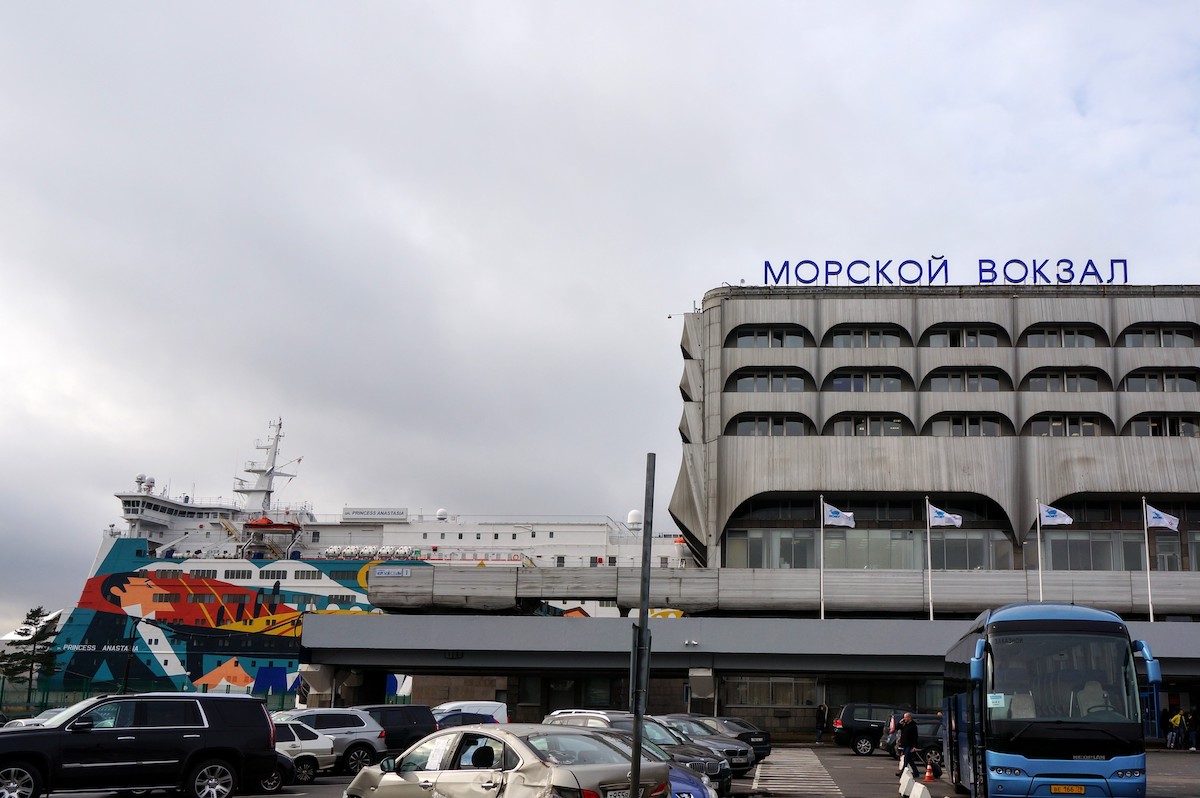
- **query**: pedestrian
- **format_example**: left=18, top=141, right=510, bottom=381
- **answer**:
left=815, top=703, right=827, bottom=744
left=895, top=712, right=921, bottom=778
left=1169, top=707, right=1185, bottom=749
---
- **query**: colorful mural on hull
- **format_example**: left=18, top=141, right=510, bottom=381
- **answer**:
left=49, top=538, right=430, bottom=693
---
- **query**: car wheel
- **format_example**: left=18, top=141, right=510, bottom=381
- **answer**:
left=292, top=756, right=318, bottom=784
left=184, top=759, right=235, bottom=798
left=343, top=745, right=376, bottom=775
left=257, top=765, right=284, bottom=794
left=0, top=762, right=44, bottom=798
left=853, top=735, right=875, bottom=755
left=923, top=746, right=944, bottom=767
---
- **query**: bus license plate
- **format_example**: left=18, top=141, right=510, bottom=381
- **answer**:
left=1050, top=787, right=1085, bottom=794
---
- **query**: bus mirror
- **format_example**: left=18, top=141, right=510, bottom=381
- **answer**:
left=1146, top=660, right=1162, bottom=686
left=969, top=638, right=987, bottom=683
left=1134, top=640, right=1162, bottom=686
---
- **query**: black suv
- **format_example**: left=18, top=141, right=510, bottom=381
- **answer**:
left=832, top=702, right=913, bottom=755
left=352, top=704, right=437, bottom=754
left=0, top=692, right=276, bottom=798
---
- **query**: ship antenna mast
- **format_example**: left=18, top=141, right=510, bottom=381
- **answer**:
left=234, top=419, right=294, bottom=516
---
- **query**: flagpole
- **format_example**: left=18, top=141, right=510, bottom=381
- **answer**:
left=1035, top=498, right=1044, bottom=602
left=1143, top=496, right=1155, bottom=622
left=819, top=494, right=825, bottom=621
left=925, top=496, right=934, bottom=621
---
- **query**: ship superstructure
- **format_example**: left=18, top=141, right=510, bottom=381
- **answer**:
left=49, top=421, right=691, bottom=700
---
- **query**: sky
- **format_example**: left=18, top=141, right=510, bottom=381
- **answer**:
left=0, top=2, right=1198, bottom=634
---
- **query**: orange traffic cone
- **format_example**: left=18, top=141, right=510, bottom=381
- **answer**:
left=923, top=760, right=937, bottom=783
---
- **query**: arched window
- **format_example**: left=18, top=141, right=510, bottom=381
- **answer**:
left=724, top=414, right=813, bottom=437
left=724, top=324, right=810, bottom=349
left=724, top=368, right=811, bottom=393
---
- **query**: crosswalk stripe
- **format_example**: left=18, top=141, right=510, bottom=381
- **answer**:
left=749, top=748, right=844, bottom=797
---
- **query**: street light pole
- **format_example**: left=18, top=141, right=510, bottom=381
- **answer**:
left=629, top=453, right=655, bottom=798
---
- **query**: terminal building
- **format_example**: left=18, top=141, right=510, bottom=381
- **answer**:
left=307, top=284, right=1200, bottom=735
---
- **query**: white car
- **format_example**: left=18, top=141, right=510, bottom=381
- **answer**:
left=4, top=708, right=66, bottom=727
left=432, top=700, right=508, bottom=723
left=275, top=720, right=337, bottom=783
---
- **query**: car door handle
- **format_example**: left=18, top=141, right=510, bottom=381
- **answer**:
left=118, top=736, right=136, bottom=741
left=419, top=780, right=435, bottom=790
left=481, top=779, right=500, bottom=791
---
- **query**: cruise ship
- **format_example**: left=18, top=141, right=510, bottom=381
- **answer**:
left=47, top=420, right=693, bottom=699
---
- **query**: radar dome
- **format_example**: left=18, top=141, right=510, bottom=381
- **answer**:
left=627, top=509, right=644, bottom=529
left=436, top=509, right=448, bottom=521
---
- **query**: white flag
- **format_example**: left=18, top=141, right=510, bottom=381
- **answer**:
left=1146, top=504, right=1180, bottom=531
left=1039, top=503, right=1073, bottom=526
left=823, top=502, right=855, bottom=528
left=928, top=504, right=963, bottom=527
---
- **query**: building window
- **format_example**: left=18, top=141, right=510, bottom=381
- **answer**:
left=725, top=414, right=812, bottom=437
left=1024, top=325, right=1102, bottom=348
left=1122, top=326, right=1197, bottom=348
left=925, top=326, right=1003, bottom=348
left=721, top=675, right=817, bottom=708
left=928, top=415, right=1005, bottom=437
left=1123, top=370, right=1200, bottom=392
left=725, top=369, right=809, bottom=393
left=1025, top=370, right=1102, bottom=392
left=1041, top=531, right=1144, bottom=571
left=1127, top=415, right=1200, bottom=437
left=828, top=371, right=904, bottom=392
left=827, top=325, right=906, bottom=349
left=725, top=325, right=808, bottom=348
left=927, top=370, right=1003, bottom=392
left=1028, top=415, right=1102, bottom=437
left=830, top=415, right=906, bottom=437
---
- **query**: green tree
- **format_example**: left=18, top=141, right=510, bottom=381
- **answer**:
left=0, top=606, right=61, bottom=706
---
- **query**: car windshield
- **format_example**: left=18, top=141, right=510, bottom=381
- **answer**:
left=40, top=697, right=106, bottom=728
left=665, top=718, right=712, bottom=736
left=522, top=731, right=632, bottom=765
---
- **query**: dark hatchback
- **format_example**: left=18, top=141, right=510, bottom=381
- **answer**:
left=691, top=715, right=771, bottom=763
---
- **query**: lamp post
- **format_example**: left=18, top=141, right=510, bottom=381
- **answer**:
left=628, top=453, right=655, bottom=798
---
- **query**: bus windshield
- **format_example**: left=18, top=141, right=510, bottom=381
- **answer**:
left=986, top=631, right=1140, bottom=727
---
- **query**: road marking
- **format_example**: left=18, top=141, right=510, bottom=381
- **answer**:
left=750, top=748, right=843, bottom=797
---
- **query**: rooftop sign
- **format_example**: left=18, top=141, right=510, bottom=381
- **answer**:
left=764, top=258, right=1129, bottom=286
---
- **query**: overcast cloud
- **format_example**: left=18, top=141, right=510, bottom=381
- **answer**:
left=1, top=2, right=1197, bottom=633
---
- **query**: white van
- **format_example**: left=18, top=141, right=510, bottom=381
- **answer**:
left=433, top=700, right=508, bottom=723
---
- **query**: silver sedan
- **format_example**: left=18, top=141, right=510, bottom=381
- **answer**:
left=345, top=723, right=672, bottom=798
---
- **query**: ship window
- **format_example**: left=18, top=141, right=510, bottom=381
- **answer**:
left=189, top=569, right=217, bottom=579
left=260, top=569, right=287, bottom=580
left=154, top=593, right=181, bottom=602
left=224, top=569, right=252, bottom=580
left=329, top=594, right=355, bottom=604
left=222, top=594, right=248, bottom=603
left=294, top=570, right=321, bottom=580
left=188, top=594, right=215, bottom=603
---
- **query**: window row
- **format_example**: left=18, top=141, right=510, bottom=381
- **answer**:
left=724, top=367, right=1200, bottom=394
left=724, top=413, right=1200, bottom=438
left=725, top=323, right=1199, bottom=350
left=723, top=527, right=1200, bottom=572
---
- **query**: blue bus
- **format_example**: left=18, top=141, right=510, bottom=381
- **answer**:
left=944, top=603, right=1161, bottom=798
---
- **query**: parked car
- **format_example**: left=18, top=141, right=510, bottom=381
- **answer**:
left=257, top=751, right=296, bottom=794
left=274, top=719, right=337, bottom=783
left=590, top=728, right=718, bottom=798
left=272, top=707, right=388, bottom=774
left=436, top=711, right=498, bottom=728
left=832, top=702, right=913, bottom=755
left=3, top=708, right=67, bottom=727
left=433, top=700, right=508, bottom=723
left=879, top=713, right=944, bottom=764
left=0, top=691, right=276, bottom=798
left=542, top=710, right=732, bottom=796
left=353, top=703, right=439, bottom=754
left=344, top=724, right=671, bottom=798
left=689, top=716, right=771, bottom=763
left=654, top=715, right=756, bottom=776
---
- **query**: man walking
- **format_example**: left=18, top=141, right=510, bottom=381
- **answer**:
left=896, top=712, right=921, bottom=778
